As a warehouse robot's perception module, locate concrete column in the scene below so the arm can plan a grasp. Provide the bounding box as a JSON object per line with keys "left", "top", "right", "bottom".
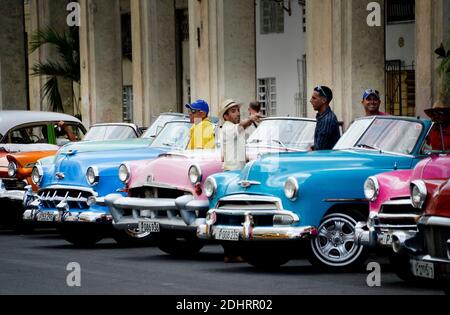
{"left": 79, "top": 0, "right": 123, "bottom": 126}
{"left": 131, "top": 0, "right": 177, "bottom": 127}
{"left": 307, "top": 0, "right": 385, "bottom": 127}
{"left": 0, "top": 0, "right": 27, "bottom": 110}
{"left": 28, "top": 0, "right": 74, "bottom": 113}
{"left": 415, "top": 0, "right": 450, "bottom": 117}
{"left": 189, "top": 0, "right": 256, "bottom": 116}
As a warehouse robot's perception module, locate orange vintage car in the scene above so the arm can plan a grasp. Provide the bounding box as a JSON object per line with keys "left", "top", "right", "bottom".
{"left": 2, "top": 150, "right": 57, "bottom": 192}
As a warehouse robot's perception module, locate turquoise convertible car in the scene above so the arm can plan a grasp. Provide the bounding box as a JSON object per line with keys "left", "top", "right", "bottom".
{"left": 198, "top": 116, "right": 433, "bottom": 270}
{"left": 23, "top": 118, "right": 191, "bottom": 246}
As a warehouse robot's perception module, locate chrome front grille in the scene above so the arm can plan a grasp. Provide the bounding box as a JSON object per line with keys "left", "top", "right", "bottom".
{"left": 38, "top": 187, "right": 94, "bottom": 210}
{"left": 215, "top": 195, "right": 283, "bottom": 227}
{"left": 376, "top": 199, "right": 421, "bottom": 229}
{"left": 2, "top": 179, "right": 27, "bottom": 191}
{"left": 215, "top": 213, "right": 274, "bottom": 227}
{"left": 423, "top": 225, "right": 450, "bottom": 259}
{"left": 129, "top": 186, "right": 191, "bottom": 219}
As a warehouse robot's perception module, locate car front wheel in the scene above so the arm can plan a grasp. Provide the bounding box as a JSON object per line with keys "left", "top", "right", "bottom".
{"left": 157, "top": 235, "right": 205, "bottom": 257}
{"left": 308, "top": 210, "right": 368, "bottom": 271}
{"left": 112, "top": 228, "right": 155, "bottom": 246}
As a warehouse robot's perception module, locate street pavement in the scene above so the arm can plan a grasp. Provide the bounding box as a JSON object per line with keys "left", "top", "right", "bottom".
{"left": 0, "top": 228, "right": 445, "bottom": 295}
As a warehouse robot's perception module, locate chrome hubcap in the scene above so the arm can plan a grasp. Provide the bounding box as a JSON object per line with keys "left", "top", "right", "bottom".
{"left": 312, "top": 214, "right": 363, "bottom": 265}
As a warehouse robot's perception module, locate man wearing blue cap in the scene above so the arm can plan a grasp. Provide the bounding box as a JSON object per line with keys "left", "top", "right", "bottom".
{"left": 185, "top": 99, "right": 216, "bottom": 150}
{"left": 361, "top": 89, "right": 388, "bottom": 116}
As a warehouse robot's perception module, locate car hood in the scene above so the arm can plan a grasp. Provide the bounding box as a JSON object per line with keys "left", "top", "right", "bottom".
{"left": 41, "top": 147, "right": 166, "bottom": 189}
{"left": 58, "top": 138, "right": 153, "bottom": 155}
{"left": 217, "top": 149, "right": 415, "bottom": 198}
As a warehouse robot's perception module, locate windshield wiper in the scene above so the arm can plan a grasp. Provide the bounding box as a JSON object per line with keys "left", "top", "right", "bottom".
{"left": 248, "top": 139, "right": 263, "bottom": 144}
{"left": 356, "top": 144, "right": 383, "bottom": 152}
{"left": 271, "top": 139, "right": 288, "bottom": 150}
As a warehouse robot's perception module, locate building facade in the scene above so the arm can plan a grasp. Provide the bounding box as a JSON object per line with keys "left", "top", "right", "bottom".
{"left": 0, "top": 0, "right": 448, "bottom": 129}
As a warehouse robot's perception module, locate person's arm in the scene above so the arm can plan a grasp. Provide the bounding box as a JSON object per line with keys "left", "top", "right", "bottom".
{"left": 239, "top": 113, "right": 263, "bottom": 130}
{"left": 58, "top": 121, "right": 77, "bottom": 141}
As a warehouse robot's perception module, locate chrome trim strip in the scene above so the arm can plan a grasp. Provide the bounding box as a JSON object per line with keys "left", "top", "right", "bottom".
{"left": 218, "top": 194, "right": 282, "bottom": 205}
{"left": 419, "top": 216, "right": 450, "bottom": 227}
{"left": 377, "top": 213, "right": 420, "bottom": 220}
{"left": 380, "top": 198, "right": 412, "bottom": 206}
{"left": 38, "top": 185, "right": 98, "bottom": 195}
{"left": 0, "top": 189, "right": 25, "bottom": 201}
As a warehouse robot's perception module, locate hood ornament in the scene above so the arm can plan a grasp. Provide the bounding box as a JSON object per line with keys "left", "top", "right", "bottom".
{"left": 238, "top": 180, "right": 261, "bottom": 188}
{"left": 55, "top": 172, "right": 65, "bottom": 180}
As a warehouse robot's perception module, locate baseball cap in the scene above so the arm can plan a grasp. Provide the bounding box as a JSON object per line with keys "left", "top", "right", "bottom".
{"left": 185, "top": 99, "right": 210, "bottom": 115}
{"left": 363, "top": 89, "right": 380, "bottom": 100}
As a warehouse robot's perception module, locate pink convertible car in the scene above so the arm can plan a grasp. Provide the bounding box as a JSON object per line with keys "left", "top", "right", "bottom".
{"left": 104, "top": 117, "right": 316, "bottom": 256}
{"left": 355, "top": 121, "right": 450, "bottom": 248}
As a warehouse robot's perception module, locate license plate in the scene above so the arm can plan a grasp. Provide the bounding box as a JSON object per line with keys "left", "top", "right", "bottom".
{"left": 138, "top": 221, "right": 160, "bottom": 233}
{"left": 411, "top": 259, "right": 434, "bottom": 279}
{"left": 215, "top": 228, "right": 240, "bottom": 241}
{"left": 38, "top": 212, "right": 54, "bottom": 222}
{"left": 380, "top": 233, "right": 393, "bottom": 246}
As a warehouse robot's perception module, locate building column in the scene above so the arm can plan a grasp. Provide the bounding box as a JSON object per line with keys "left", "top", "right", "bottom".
{"left": 28, "top": 0, "right": 73, "bottom": 113}
{"left": 131, "top": 0, "right": 178, "bottom": 127}
{"left": 79, "top": 0, "right": 123, "bottom": 126}
{"left": 415, "top": 0, "right": 450, "bottom": 117}
{"left": 307, "top": 0, "right": 385, "bottom": 127}
{"left": 188, "top": 0, "right": 256, "bottom": 116}
{"left": 0, "top": 0, "right": 27, "bottom": 110}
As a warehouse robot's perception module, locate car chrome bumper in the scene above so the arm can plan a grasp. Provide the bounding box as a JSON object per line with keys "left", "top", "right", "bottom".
{"left": 23, "top": 208, "right": 112, "bottom": 224}
{"left": 197, "top": 209, "right": 317, "bottom": 241}
{"left": 104, "top": 194, "right": 208, "bottom": 231}
{"left": 0, "top": 189, "right": 25, "bottom": 202}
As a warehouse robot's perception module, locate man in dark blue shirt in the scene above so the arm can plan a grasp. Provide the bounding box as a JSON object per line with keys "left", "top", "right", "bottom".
{"left": 310, "top": 85, "right": 341, "bottom": 150}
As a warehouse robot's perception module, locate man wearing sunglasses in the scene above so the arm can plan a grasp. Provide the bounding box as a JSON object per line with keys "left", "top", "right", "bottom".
{"left": 185, "top": 99, "right": 216, "bottom": 150}
{"left": 361, "top": 89, "right": 388, "bottom": 116}
{"left": 310, "top": 85, "right": 341, "bottom": 151}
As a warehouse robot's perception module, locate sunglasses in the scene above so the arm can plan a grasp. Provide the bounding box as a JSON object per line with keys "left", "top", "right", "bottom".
{"left": 189, "top": 109, "right": 200, "bottom": 114}
{"left": 314, "top": 86, "right": 329, "bottom": 99}
{"left": 364, "top": 89, "right": 380, "bottom": 96}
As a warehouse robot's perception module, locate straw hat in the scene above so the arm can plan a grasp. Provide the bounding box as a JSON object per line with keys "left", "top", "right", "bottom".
{"left": 424, "top": 100, "right": 450, "bottom": 123}
{"left": 219, "top": 99, "right": 242, "bottom": 123}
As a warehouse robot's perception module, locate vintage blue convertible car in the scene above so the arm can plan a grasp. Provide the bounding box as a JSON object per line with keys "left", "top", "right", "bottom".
{"left": 197, "top": 116, "right": 433, "bottom": 270}
{"left": 23, "top": 119, "right": 192, "bottom": 246}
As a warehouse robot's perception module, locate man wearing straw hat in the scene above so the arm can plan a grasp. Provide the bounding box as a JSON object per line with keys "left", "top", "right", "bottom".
{"left": 219, "top": 99, "right": 262, "bottom": 171}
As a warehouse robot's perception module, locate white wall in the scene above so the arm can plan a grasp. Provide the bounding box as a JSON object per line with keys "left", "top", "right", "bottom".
{"left": 386, "top": 22, "right": 415, "bottom": 66}
{"left": 256, "top": 0, "right": 306, "bottom": 117}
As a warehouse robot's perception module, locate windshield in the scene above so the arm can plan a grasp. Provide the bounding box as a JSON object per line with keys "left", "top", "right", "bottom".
{"left": 150, "top": 121, "right": 192, "bottom": 150}
{"left": 247, "top": 119, "right": 316, "bottom": 151}
{"left": 334, "top": 119, "right": 373, "bottom": 150}
{"left": 336, "top": 118, "right": 423, "bottom": 155}
{"left": 142, "top": 114, "right": 187, "bottom": 139}
{"left": 83, "top": 125, "right": 137, "bottom": 141}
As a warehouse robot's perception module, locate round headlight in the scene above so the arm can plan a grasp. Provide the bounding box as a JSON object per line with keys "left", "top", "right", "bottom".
{"left": 86, "top": 166, "right": 99, "bottom": 186}
{"left": 8, "top": 162, "right": 17, "bottom": 177}
{"left": 284, "top": 177, "right": 299, "bottom": 200}
{"left": 31, "top": 165, "right": 43, "bottom": 186}
{"left": 411, "top": 180, "right": 427, "bottom": 209}
{"left": 118, "top": 163, "right": 131, "bottom": 183}
{"left": 364, "top": 177, "right": 380, "bottom": 202}
{"left": 188, "top": 165, "right": 202, "bottom": 185}
{"left": 204, "top": 177, "right": 217, "bottom": 199}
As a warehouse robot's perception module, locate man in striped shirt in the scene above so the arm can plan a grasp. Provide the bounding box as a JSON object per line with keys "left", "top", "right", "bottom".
{"left": 310, "top": 85, "right": 341, "bottom": 151}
